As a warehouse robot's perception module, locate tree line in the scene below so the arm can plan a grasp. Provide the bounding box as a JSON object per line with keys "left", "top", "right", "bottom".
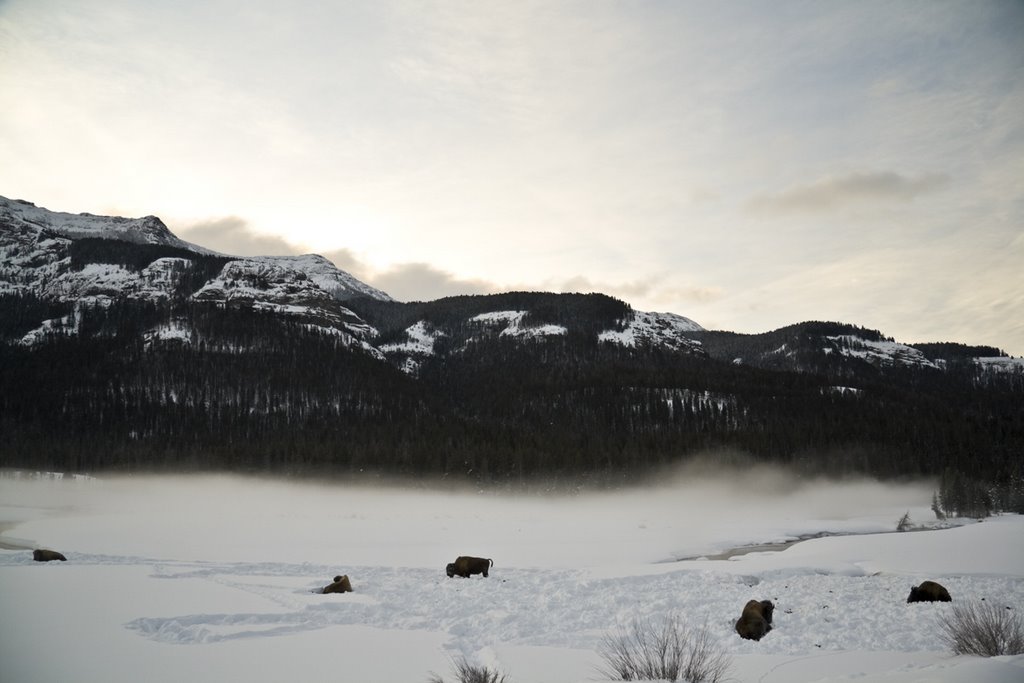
{"left": 1, "top": 292, "right": 1022, "bottom": 507}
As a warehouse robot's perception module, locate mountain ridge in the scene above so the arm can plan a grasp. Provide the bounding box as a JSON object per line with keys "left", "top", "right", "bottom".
{"left": 2, "top": 194, "right": 1017, "bottom": 372}
{"left": 2, "top": 195, "right": 1022, "bottom": 507}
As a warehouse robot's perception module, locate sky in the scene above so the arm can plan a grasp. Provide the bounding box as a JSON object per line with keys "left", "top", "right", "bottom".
{"left": 2, "top": 0, "right": 1022, "bottom": 354}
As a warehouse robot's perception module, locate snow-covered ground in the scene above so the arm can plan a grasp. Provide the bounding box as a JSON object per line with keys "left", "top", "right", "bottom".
{"left": 598, "top": 310, "right": 703, "bottom": 354}
{"left": 1, "top": 470, "right": 1022, "bottom": 683}
{"left": 470, "top": 311, "right": 569, "bottom": 338}
{"left": 825, "top": 336, "right": 941, "bottom": 369}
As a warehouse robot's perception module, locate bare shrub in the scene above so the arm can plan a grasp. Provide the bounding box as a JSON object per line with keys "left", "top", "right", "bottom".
{"left": 596, "top": 613, "right": 731, "bottom": 683}
{"left": 428, "top": 656, "right": 508, "bottom": 683}
{"left": 939, "top": 600, "right": 1024, "bottom": 657}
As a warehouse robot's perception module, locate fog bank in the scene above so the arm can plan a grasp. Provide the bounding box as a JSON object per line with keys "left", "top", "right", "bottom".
{"left": 0, "top": 468, "right": 937, "bottom": 569}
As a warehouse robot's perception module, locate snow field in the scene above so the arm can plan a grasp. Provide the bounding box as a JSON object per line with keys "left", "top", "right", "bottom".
{"left": 1, "top": 473, "right": 1023, "bottom": 682}
{"left": 7, "top": 552, "right": 1011, "bottom": 656}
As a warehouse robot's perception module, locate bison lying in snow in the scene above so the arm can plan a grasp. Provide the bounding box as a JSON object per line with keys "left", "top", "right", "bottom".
{"left": 32, "top": 549, "right": 67, "bottom": 562}
{"left": 446, "top": 556, "right": 493, "bottom": 578}
{"left": 907, "top": 580, "right": 951, "bottom": 603}
{"left": 735, "top": 599, "right": 774, "bottom": 641}
{"left": 322, "top": 575, "right": 352, "bottom": 594}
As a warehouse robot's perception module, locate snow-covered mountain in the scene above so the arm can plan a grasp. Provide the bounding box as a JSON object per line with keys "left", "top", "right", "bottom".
{"left": 0, "top": 196, "right": 201, "bottom": 248}
{"left": 824, "top": 335, "right": 941, "bottom": 370}
{"left": 692, "top": 320, "right": 1023, "bottom": 376}
{"left": 0, "top": 196, "right": 712, "bottom": 365}
{"left": 0, "top": 195, "right": 392, "bottom": 348}
{"left": 598, "top": 310, "right": 703, "bottom": 352}
{"left": 358, "top": 297, "right": 706, "bottom": 377}
{"left": 4, "top": 195, "right": 1021, "bottom": 378}
{"left": 3, "top": 195, "right": 1023, "bottom": 488}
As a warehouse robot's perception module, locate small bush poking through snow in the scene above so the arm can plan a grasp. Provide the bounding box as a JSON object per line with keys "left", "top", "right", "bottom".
{"left": 596, "top": 613, "right": 731, "bottom": 683}
{"left": 428, "top": 656, "right": 508, "bottom": 683}
{"left": 896, "top": 510, "right": 912, "bottom": 532}
{"left": 939, "top": 600, "right": 1024, "bottom": 657}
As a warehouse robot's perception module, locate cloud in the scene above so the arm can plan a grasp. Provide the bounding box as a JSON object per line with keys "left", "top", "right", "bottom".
{"left": 175, "top": 217, "right": 375, "bottom": 283}
{"left": 706, "top": 232, "right": 1024, "bottom": 355}
{"left": 368, "top": 262, "right": 499, "bottom": 302}
{"left": 171, "top": 216, "right": 502, "bottom": 302}
{"left": 367, "top": 269, "right": 727, "bottom": 312}
{"left": 176, "top": 217, "right": 300, "bottom": 257}
{"left": 747, "top": 171, "right": 949, "bottom": 216}
{"left": 320, "top": 248, "right": 371, "bottom": 278}
{"left": 551, "top": 275, "right": 724, "bottom": 308}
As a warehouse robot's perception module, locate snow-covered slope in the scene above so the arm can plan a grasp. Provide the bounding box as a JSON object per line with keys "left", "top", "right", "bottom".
{"left": 471, "top": 310, "right": 569, "bottom": 338}
{"left": 4, "top": 195, "right": 1018, "bottom": 379}
{"left": 599, "top": 310, "right": 704, "bottom": 353}
{"left": 825, "top": 335, "right": 941, "bottom": 370}
{"left": 192, "top": 259, "right": 376, "bottom": 332}
{"left": 0, "top": 195, "right": 391, "bottom": 347}
{"left": 0, "top": 196, "right": 203, "bottom": 249}
{"left": 257, "top": 254, "right": 391, "bottom": 302}
{"left": 976, "top": 356, "right": 1024, "bottom": 372}
{"left": 1, "top": 195, "right": 390, "bottom": 301}
{"left": 1, "top": 197, "right": 187, "bottom": 304}
{"left": 375, "top": 308, "right": 706, "bottom": 375}
{"left": 378, "top": 321, "right": 445, "bottom": 374}
{"left": 1, "top": 195, "right": 715, "bottom": 369}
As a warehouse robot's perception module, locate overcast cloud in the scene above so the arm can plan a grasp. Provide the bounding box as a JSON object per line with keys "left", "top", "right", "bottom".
{"left": 747, "top": 172, "right": 951, "bottom": 216}
{"left": 2, "top": 0, "right": 1022, "bottom": 353}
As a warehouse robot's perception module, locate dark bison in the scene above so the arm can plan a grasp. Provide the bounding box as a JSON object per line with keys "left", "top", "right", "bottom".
{"left": 32, "top": 549, "right": 67, "bottom": 562}
{"left": 322, "top": 575, "right": 353, "bottom": 594}
{"left": 735, "top": 599, "right": 774, "bottom": 641}
{"left": 907, "top": 580, "right": 951, "bottom": 603}
{"left": 446, "top": 556, "right": 493, "bottom": 578}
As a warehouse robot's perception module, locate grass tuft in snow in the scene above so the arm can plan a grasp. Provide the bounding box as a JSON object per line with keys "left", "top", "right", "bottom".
{"left": 940, "top": 600, "right": 1024, "bottom": 656}
{"left": 428, "top": 656, "right": 509, "bottom": 683}
{"left": 596, "top": 612, "right": 731, "bottom": 683}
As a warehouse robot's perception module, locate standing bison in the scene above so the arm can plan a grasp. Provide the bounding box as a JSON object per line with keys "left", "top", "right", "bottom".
{"left": 32, "top": 549, "right": 67, "bottom": 562}
{"left": 907, "top": 580, "right": 951, "bottom": 603}
{"left": 322, "top": 575, "right": 353, "bottom": 594}
{"left": 735, "top": 599, "right": 774, "bottom": 641}
{"left": 446, "top": 556, "right": 493, "bottom": 578}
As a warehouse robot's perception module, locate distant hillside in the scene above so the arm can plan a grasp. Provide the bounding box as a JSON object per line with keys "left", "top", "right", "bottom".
{"left": 2, "top": 195, "right": 1023, "bottom": 511}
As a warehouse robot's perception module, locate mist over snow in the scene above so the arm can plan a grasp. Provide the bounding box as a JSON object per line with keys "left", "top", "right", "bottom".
{"left": 2, "top": 470, "right": 1022, "bottom": 683}
{"left": 0, "top": 467, "right": 937, "bottom": 568}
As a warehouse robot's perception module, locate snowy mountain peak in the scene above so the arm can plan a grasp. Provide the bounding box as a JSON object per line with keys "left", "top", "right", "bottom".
{"left": 599, "top": 310, "right": 704, "bottom": 353}
{"left": 249, "top": 254, "right": 393, "bottom": 302}
{"left": 825, "top": 335, "right": 940, "bottom": 369}
{"left": 1, "top": 195, "right": 192, "bottom": 250}
{"left": 0, "top": 195, "right": 391, "bottom": 302}
{"left": 1, "top": 195, "right": 392, "bottom": 349}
